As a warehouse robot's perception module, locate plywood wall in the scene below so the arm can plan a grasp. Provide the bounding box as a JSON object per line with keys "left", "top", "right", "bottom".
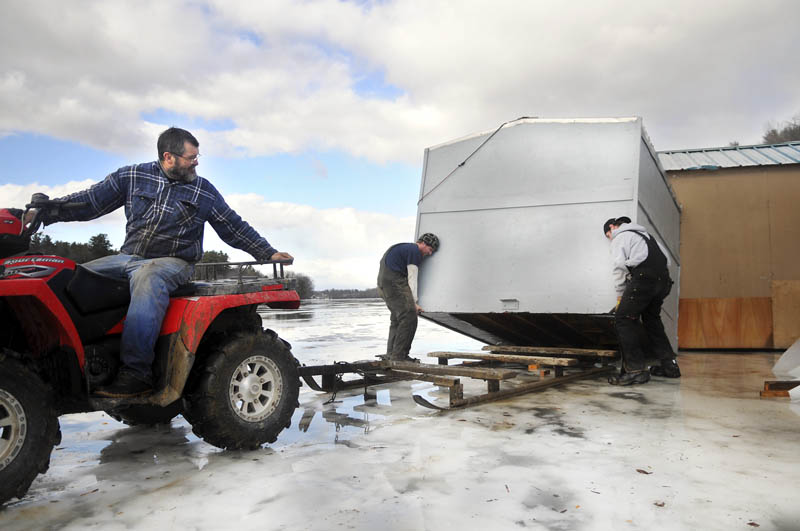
{"left": 771, "top": 281, "right": 800, "bottom": 349}
{"left": 669, "top": 165, "right": 800, "bottom": 349}
{"left": 678, "top": 297, "right": 772, "bottom": 349}
{"left": 669, "top": 166, "right": 800, "bottom": 298}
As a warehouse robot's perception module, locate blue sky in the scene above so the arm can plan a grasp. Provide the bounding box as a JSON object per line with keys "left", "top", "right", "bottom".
{"left": 0, "top": 132, "right": 421, "bottom": 217}
{"left": 1, "top": 0, "right": 799, "bottom": 287}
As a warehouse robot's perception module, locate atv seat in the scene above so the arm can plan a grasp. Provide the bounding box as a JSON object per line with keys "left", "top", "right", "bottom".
{"left": 67, "top": 265, "right": 131, "bottom": 315}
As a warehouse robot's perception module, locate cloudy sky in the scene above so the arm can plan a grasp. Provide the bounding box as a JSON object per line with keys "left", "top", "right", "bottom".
{"left": 1, "top": 0, "right": 798, "bottom": 288}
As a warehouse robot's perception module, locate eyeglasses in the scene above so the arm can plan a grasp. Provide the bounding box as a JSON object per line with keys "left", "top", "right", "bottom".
{"left": 169, "top": 152, "right": 201, "bottom": 162}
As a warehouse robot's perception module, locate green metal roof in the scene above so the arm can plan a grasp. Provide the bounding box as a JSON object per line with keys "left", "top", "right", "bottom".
{"left": 658, "top": 141, "right": 800, "bottom": 171}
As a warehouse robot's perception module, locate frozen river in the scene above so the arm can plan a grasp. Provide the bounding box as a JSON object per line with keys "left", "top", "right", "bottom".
{"left": 2, "top": 300, "right": 799, "bottom": 530}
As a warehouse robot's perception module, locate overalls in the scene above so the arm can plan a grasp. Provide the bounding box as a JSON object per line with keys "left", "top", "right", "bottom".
{"left": 615, "top": 231, "right": 675, "bottom": 373}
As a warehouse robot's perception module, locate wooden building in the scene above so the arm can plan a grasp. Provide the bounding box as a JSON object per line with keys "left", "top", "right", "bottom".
{"left": 658, "top": 141, "right": 800, "bottom": 349}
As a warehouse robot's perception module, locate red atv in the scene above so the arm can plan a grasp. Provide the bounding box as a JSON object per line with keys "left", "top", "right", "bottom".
{"left": 0, "top": 196, "right": 302, "bottom": 505}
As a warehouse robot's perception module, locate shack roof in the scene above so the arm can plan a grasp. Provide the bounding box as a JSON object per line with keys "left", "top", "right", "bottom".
{"left": 658, "top": 141, "right": 800, "bottom": 171}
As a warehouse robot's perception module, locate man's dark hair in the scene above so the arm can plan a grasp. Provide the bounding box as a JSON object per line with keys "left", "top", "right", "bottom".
{"left": 157, "top": 127, "right": 199, "bottom": 161}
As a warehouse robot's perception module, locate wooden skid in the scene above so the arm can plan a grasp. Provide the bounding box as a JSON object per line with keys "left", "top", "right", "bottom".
{"left": 760, "top": 380, "right": 800, "bottom": 398}
{"left": 298, "top": 361, "right": 383, "bottom": 376}
{"left": 482, "top": 345, "right": 618, "bottom": 358}
{"left": 429, "top": 351, "right": 578, "bottom": 366}
{"left": 414, "top": 366, "right": 616, "bottom": 410}
{"left": 299, "top": 355, "right": 616, "bottom": 410}
{"left": 298, "top": 361, "right": 407, "bottom": 392}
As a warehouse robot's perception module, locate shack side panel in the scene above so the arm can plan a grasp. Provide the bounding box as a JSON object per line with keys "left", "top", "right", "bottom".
{"left": 416, "top": 117, "right": 680, "bottom": 349}
{"left": 635, "top": 138, "right": 681, "bottom": 351}
{"left": 417, "top": 203, "right": 624, "bottom": 314}
{"left": 417, "top": 118, "right": 642, "bottom": 315}
{"left": 418, "top": 119, "right": 641, "bottom": 215}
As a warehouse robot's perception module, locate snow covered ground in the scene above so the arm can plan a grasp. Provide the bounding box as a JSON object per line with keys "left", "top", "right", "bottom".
{"left": 2, "top": 300, "right": 799, "bottom": 530}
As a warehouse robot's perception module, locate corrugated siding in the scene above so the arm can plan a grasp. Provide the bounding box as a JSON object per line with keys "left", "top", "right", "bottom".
{"left": 658, "top": 142, "right": 800, "bottom": 171}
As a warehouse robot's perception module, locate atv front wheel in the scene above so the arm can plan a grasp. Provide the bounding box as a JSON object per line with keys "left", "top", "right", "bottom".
{"left": 184, "top": 330, "right": 299, "bottom": 450}
{"left": 0, "top": 357, "right": 61, "bottom": 505}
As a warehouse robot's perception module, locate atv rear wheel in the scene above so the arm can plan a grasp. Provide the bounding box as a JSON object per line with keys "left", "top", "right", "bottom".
{"left": 184, "top": 330, "right": 299, "bottom": 450}
{"left": 0, "top": 357, "right": 61, "bottom": 505}
{"left": 107, "top": 400, "right": 183, "bottom": 427}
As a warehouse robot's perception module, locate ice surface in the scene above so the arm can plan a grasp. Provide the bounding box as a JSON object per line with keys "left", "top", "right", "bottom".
{"left": 1, "top": 300, "right": 799, "bottom": 530}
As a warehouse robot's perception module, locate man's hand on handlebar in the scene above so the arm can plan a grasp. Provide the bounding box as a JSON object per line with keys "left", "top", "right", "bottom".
{"left": 22, "top": 208, "right": 38, "bottom": 233}
{"left": 270, "top": 252, "right": 294, "bottom": 262}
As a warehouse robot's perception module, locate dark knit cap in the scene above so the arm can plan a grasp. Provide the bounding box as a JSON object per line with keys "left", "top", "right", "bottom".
{"left": 603, "top": 216, "right": 631, "bottom": 234}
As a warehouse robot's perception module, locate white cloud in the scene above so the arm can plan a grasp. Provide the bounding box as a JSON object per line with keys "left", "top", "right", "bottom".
{"left": 212, "top": 193, "right": 416, "bottom": 288}
{"left": 1, "top": 0, "right": 798, "bottom": 164}
{"left": 4, "top": 0, "right": 798, "bottom": 287}
{"left": 0, "top": 181, "right": 414, "bottom": 289}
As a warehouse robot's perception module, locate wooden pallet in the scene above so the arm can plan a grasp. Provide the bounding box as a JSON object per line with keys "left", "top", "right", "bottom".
{"left": 760, "top": 380, "right": 800, "bottom": 398}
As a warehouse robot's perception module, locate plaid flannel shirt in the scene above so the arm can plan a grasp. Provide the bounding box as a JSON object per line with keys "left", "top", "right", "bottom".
{"left": 47, "top": 161, "right": 278, "bottom": 263}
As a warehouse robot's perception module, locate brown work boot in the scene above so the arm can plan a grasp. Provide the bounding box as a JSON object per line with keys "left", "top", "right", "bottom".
{"left": 94, "top": 369, "right": 153, "bottom": 398}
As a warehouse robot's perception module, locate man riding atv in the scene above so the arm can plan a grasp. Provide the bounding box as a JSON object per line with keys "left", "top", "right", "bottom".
{"left": 30, "top": 127, "right": 293, "bottom": 398}
{"left": 0, "top": 128, "right": 301, "bottom": 505}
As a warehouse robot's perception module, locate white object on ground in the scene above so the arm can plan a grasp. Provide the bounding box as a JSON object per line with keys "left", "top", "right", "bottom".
{"left": 772, "top": 337, "right": 800, "bottom": 379}
{"left": 790, "top": 385, "right": 800, "bottom": 403}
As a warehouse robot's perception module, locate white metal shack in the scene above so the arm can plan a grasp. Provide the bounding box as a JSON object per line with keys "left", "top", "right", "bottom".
{"left": 415, "top": 117, "right": 681, "bottom": 351}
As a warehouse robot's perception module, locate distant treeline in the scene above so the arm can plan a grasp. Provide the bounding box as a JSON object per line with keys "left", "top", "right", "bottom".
{"left": 313, "top": 288, "right": 379, "bottom": 299}
{"left": 30, "top": 233, "right": 115, "bottom": 263}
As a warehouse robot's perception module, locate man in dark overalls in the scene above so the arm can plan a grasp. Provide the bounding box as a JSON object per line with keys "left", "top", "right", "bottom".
{"left": 604, "top": 217, "right": 681, "bottom": 385}
{"left": 377, "top": 233, "right": 439, "bottom": 362}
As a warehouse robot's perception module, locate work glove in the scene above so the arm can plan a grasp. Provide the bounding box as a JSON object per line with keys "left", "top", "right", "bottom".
{"left": 609, "top": 297, "right": 621, "bottom": 314}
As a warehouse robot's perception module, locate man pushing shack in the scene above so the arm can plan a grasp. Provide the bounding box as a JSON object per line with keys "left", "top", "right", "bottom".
{"left": 377, "top": 233, "right": 439, "bottom": 362}
{"left": 604, "top": 216, "right": 681, "bottom": 385}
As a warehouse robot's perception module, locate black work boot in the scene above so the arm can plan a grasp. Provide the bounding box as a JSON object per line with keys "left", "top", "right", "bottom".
{"left": 608, "top": 370, "right": 650, "bottom": 386}
{"left": 94, "top": 369, "right": 153, "bottom": 398}
{"left": 650, "top": 359, "right": 681, "bottom": 378}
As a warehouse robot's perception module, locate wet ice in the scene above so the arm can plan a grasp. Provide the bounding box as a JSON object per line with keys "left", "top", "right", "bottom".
{"left": 2, "top": 300, "right": 800, "bottom": 530}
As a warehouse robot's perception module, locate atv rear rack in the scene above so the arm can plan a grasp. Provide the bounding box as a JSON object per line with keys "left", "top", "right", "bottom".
{"left": 298, "top": 346, "right": 619, "bottom": 410}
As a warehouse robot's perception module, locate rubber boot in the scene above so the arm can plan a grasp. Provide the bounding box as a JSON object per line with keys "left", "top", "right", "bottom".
{"left": 650, "top": 358, "right": 681, "bottom": 378}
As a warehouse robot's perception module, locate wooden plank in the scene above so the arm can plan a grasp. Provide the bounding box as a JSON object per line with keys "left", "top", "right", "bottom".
{"left": 759, "top": 381, "right": 799, "bottom": 398}
{"left": 771, "top": 280, "right": 800, "bottom": 348}
{"left": 760, "top": 389, "right": 791, "bottom": 398}
{"left": 678, "top": 297, "right": 773, "bottom": 349}
{"left": 763, "top": 381, "right": 800, "bottom": 392}
{"left": 481, "top": 345, "right": 618, "bottom": 358}
{"left": 429, "top": 351, "right": 578, "bottom": 366}
{"left": 384, "top": 360, "right": 518, "bottom": 380}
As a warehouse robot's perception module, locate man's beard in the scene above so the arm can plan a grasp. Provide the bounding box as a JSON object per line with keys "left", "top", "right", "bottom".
{"left": 166, "top": 164, "right": 197, "bottom": 182}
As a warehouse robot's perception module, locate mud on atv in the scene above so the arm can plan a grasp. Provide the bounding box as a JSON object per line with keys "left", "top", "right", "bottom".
{"left": 0, "top": 197, "right": 302, "bottom": 505}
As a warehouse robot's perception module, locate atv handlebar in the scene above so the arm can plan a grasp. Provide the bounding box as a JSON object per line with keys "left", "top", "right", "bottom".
{"left": 22, "top": 193, "right": 88, "bottom": 237}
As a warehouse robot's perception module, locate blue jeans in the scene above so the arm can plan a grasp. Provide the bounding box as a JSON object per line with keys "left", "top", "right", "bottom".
{"left": 83, "top": 254, "right": 194, "bottom": 382}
